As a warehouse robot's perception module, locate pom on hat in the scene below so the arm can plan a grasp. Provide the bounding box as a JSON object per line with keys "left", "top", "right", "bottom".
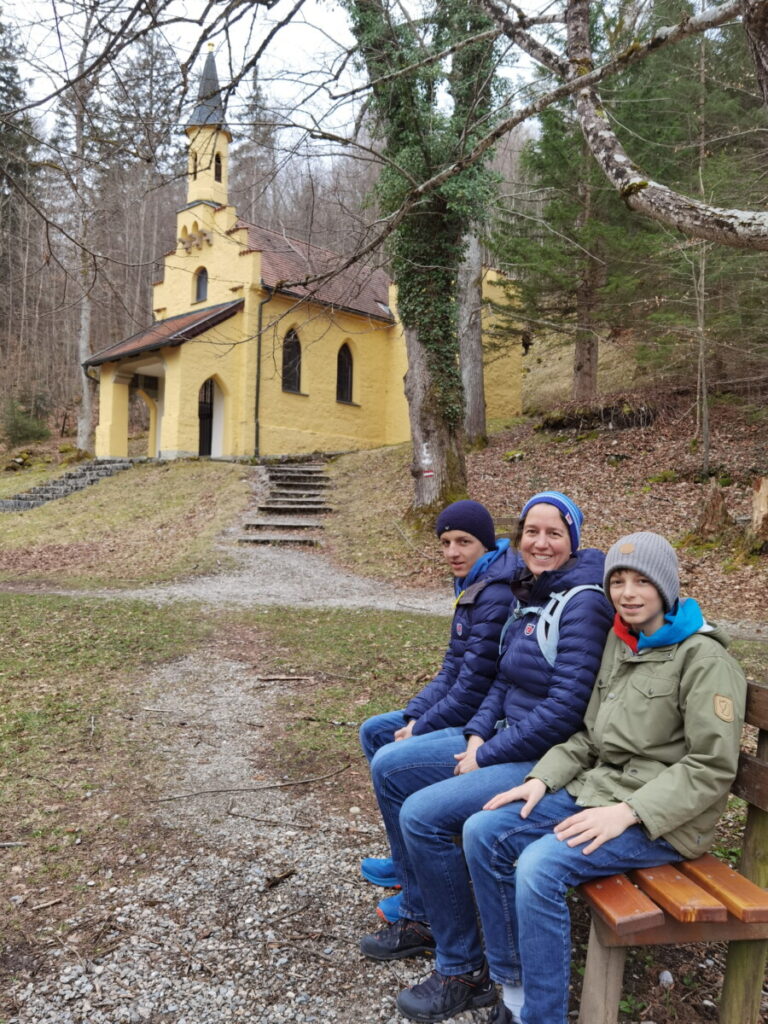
{"left": 603, "top": 531, "right": 680, "bottom": 610}
{"left": 435, "top": 500, "right": 496, "bottom": 551}
{"left": 519, "top": 491, "right": 583, "bottom": 553}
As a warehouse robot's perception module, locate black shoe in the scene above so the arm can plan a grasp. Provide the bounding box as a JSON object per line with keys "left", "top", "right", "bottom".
{"left": 489, "top": 1001, "right": 521, "bottom": 1024}
{"left": 359, "top": 918, "right": 436, "bottom": 961}
{"left": 395, "top": 964, "right": 497, "bottom": 1022}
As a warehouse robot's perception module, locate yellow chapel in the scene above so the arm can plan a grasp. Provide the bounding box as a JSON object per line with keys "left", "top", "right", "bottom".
{"left": 86, "top": 50, "right": 521, "bottom": 461}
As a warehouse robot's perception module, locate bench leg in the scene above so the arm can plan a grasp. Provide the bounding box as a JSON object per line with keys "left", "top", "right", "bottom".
{"left": 581, "top": 921, "right": 626, "bottom": 1024}
{"left": 718, "top": 938, "right": 768, "bottom": 1024}
{"left": 578, "top": 920, "right": 626, "bottom": 1024}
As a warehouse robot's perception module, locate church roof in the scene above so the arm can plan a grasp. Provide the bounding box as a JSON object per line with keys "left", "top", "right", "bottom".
{"left": 188, "top": 48, "right": 228, "bottom": 131}
{"left": 234, "top": 221, "right": 394, "bottom": 323}
{"left": 84, "top": 300, "right": 244, "bottom": 367}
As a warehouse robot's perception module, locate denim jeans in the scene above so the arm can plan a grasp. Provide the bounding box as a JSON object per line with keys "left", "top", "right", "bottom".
{"left": 404, "top": 778, "right": 681, "bottom": 1024}
{"left": 399, "top": 761, "right": 537, "bottom": 965}
{"left": 360, "top": 714, "right": 467, "bottom": 888}
{"left": 359, "top": 710, "right": 409, "bottom": 763}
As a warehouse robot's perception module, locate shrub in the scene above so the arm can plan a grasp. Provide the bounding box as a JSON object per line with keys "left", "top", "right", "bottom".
{"left": 1, "top": 399, "right": 50, "bottom": 446}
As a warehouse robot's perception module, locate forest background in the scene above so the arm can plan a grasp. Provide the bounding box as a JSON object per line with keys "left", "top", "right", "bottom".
{"left": 0, "top": 0, "right": 767, "bottom": 498}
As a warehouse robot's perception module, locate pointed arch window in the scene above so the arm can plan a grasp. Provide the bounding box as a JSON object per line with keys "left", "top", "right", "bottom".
{"left": 336, "top": 343, "right": 353, "bottom": 403}
{"left": 282, "top": 330, "right": 302, "bottom": 393}
{"left": 214, "top": 153, "right": 222, "bottom": 182}
{"left": 194, "top": 267, "right": 208, "bottom": 303}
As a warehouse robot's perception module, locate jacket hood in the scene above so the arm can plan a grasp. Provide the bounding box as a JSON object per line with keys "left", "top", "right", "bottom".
{"left": 638, "top": 597, "right": 729, "bottom": 651}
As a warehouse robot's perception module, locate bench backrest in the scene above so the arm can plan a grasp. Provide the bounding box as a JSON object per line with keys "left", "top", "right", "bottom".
{"left": 731, "top": 679, "right": 768, "bottom": 888}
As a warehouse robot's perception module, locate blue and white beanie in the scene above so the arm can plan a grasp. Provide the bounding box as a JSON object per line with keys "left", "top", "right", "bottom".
{"left": 520, "top": 490, "right": 583, "bottom": 554}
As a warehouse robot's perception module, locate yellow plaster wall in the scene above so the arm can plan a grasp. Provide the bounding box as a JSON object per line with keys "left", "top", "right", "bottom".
{"left": 256, "top": 294, "right": 410, "bottom": 456}
{"left": 158, "top": 308, "right": 253, "bottom": 458}
{"left": 481, "top": 270, "right": 523, "bottom": 424}
{"left": 93, "top": 368, "right": 132, "bottom": 458}
{"left": 153, "top": 203, "right": 250, "bottom": 319}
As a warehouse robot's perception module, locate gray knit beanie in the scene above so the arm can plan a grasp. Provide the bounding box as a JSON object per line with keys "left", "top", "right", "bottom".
{"left": 603, "top": 532, "right": 680, "bottom": 610}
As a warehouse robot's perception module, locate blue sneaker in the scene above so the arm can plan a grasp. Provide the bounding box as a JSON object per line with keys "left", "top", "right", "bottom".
{"left": 377, "top": 890, "right": 403, "bottom": 922}
{"left": 360, "top": 856, "right": 399, "bottom": 888}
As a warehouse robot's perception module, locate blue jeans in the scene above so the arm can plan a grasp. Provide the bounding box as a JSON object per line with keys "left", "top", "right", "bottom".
{"left": 360, "top": 713, "right": 466, "bottom": 888}
{"left": 404, "top": 776, "right": 681, "bottom": 1024}
{"left": 359, "top": 710, "right": 409, "bottom": 763}
{"left": 399, "top": 761, "right": 537, "bottom": 962}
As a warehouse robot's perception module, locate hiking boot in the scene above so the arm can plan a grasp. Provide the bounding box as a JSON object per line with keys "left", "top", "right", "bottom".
{"left": 395, "top": 963, "right": 496, "bottom": 1022}
{"left": 360, "top": 855, "right": 399, "bottom": 888}
{"left": 376, "top": 890, "right": 403, "bottom": 922}
{"left": 359, "top": 917, "right": 436, "bottom": 961}
{"left": 489, "top": 1001, "right": 521, "bottom": 1024}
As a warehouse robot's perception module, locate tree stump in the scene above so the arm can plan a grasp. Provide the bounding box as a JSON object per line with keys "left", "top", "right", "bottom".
{"left": 749, "top": 477, "right": 768, "bottom": 553}
{"left": 695, "top": 478, "right": 733, "bottom": 539}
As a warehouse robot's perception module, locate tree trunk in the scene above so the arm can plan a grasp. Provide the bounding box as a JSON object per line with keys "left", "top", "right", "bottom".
{"left": 572, "top": 173, "right": 601, "bottom": 402}
{"left": 457, "top": 232, "right": 487, "bottom": 445}
{"left": 76, "top": 287, "right": 94, "bottom": 451}
{"left": 403, "top": 325, "right": 466, "bottom": 509}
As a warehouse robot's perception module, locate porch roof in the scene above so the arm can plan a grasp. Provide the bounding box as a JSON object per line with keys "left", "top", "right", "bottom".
{"left": 84, "top": 299, "right": 244, "bottom": 368}
{"left": 233, "top": 222, "right": 394, "bottom": 323}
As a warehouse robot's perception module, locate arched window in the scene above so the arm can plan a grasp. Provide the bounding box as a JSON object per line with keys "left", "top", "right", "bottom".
{"left": 214, "top": 153, "right": 222, "bottom": 182}
{"left": 336, "top": 343, "right": 353, "bottom": 403}
{"left": 282, "top": 330, "right": 301, "bottom": 393}
{"left": 194, "top": 267, "right": 208, "bottom": 303}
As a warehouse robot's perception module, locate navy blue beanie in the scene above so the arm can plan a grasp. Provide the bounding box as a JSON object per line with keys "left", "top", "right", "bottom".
{"left": 520, "top": 490, "right": 583, "bottom": 553}
{"left": 435, "top": 500, "right": 495, "bottom": 551}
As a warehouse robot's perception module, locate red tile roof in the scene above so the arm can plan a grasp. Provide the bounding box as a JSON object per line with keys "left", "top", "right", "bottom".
{"left": 233, "top": 221, "right": 394, "bottom": 322}
{"left": 84, "top": 300, "right": 244, "bottom": 367}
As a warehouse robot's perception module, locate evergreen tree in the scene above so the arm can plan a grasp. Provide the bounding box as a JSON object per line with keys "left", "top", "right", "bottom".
{"left": 490, "top": 0, "right": 768, "bottom": 404}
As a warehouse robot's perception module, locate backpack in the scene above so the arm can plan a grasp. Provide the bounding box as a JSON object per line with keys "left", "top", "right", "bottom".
{"left": 499, "top": 585, "right": 605, "bottom": 667}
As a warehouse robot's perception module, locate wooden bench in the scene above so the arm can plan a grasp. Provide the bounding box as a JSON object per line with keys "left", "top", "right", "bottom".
{"left": 577, "top": 678, "right": 768, "bottom": 1024}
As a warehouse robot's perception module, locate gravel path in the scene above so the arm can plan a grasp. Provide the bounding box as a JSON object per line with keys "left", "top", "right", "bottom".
{"left": 117, "top": 545, "right": 453, "bottom": 616}
{"left": 8, "top": 646, "right": 490, "bottom": 1024}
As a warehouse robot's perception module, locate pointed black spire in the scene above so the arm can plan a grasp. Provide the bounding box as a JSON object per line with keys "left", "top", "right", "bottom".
{"left": 189, "top": 47, "right": 228, "bottom": 130}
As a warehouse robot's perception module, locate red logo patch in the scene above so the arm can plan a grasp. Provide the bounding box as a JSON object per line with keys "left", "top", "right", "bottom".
{"left": 524, "top": 623, "right": 535, "bottom": 636}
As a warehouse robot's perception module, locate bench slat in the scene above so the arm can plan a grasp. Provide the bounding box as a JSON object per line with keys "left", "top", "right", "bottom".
{"left": 732, "top": 751, "right": 768, "bottom": 814}
{"left": 579, "top": 874, "right": 664, "bottom": 935}
{"left": 630, "top": 864, "right": 727, "bottom": 922}
{"left": 679, "top": 854, "right": 768, "bottom": 923}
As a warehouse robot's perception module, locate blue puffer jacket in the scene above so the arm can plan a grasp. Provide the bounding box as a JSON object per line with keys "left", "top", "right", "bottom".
{"left": 405, "top": 544, "right": 524, "bottom": 735}
{"left": 467, "top": 547, "right": 613, "bottom": 767}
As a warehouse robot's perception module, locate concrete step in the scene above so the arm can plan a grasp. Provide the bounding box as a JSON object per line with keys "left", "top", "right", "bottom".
{"left": 243, "top": 517, "right": 323, "bottom": 530}
{"left": 238, "top": 533, "right": 320, "bottom": 546}
{"left": 268, "top": 488, "right": 328, "bottom": 499}
{"left": 267, "top": 478, "right": 331, "bottom": 490}
{"left": 257, "top": 502, "right": 332, "bottom": 514}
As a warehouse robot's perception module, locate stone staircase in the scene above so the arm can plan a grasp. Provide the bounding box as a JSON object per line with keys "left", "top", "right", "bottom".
{"left": 239, "top": 462, "right": 332, "bottom": 546}
{"left": 0, "top": 459, "right": 133, "bottom": 512}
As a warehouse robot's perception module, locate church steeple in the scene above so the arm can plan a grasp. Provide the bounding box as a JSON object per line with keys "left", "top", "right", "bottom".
{"left": 185, "top": 46, "right": 231, "bottom": 208}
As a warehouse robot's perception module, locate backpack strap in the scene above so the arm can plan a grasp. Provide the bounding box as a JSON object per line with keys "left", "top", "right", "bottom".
{"left": 499, "top": 585, "right": 604, "bottom": 667}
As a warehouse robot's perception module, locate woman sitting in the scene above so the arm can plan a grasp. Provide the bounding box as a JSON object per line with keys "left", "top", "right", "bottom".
{"left": 359, "top": 491, "right": 613, "bottom": 960}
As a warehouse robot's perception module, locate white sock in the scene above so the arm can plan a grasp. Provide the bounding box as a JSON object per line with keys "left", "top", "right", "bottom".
{"left": 502, "top": 983, "right": 524, "bottom": 1015}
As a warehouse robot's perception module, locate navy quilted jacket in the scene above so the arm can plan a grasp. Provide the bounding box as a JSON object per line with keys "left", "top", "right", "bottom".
{"left": 467, "top": 547, "right": 613, "bottom": 767}
{"left": 405, "top": 545, "right": 523, "bottom": 734}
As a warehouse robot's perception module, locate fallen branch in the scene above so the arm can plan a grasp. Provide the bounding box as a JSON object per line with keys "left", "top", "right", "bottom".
{"left": 31, "top": 897, "right": 64, "bottom": 911}
{"left": 227, "top": 809, "right": 329, "bottom": 831}
{"left": 0, "top": 841, "right": 27, "bottom": 848}
{"left": 265, "top": 868, "right": 296, "bottom": 889}
{"left": 156, "top": 762, "right": 351, "bottom": 802}
{"left": 251, "top": 675, "right": 314, "bottom": 682}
